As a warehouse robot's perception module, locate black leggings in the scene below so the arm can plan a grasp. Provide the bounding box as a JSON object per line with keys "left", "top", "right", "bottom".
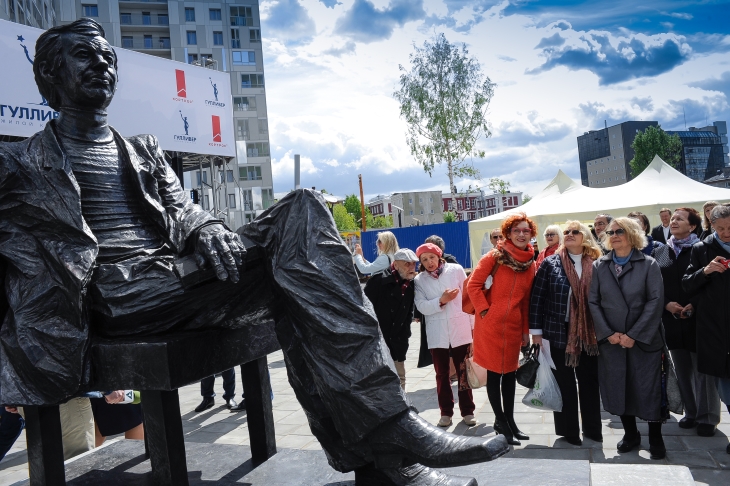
{"left": 487, "top": 370, "right": 516, "bottom": 422}
{"left": 620, "top": 415, "right": 662, "bottom": 442}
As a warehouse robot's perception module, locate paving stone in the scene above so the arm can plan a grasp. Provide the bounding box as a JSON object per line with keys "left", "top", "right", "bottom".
{"left": 590, "top": 464, "right": 694, "bottom": 485}
{"left": 689, "top": 467, "right": 730, "bottom": 485}
{"left": 665, "top": 450, "right": 718, "bottom": 469}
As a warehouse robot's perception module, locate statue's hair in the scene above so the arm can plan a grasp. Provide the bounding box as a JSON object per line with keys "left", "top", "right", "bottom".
{"left": 34, "top": 18, "right": 117, "bottom": 110}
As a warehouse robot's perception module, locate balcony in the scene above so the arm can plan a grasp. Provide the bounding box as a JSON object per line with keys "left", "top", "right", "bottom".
{"left": 120, "top": 13, "right": 170, "bottom": 29}
{"left": 121, "top": 37, "right": 171, "bottom": 50}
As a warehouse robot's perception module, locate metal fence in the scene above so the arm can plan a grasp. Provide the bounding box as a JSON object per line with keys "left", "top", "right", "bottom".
{"left": 360, "top": 221, "right": 472, "bottom": 270}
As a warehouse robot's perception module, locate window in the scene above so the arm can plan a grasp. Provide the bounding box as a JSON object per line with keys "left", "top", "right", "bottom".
{"left": 258, "top": 119, "right": 268, "bottom": 135}
{"left": 430, "top": 209, "right": 434, "bottom": 214}
{"left": 186, "top": 31, "right": 197, "bottom": 45}
{"left": 227, "top": 170, "right": 234, "bottom": 182}
{"left": 420, "top": 209, "right": 424, "bottom": 215}
{"left": 160, "top": 37, "right": 170, "bottom": 48}
{"left": 408, "top": 198, "right": 413, "bottom": 203}
{"left": 230, "top": 29, "right": 241, "bottom": 48}
{"left": 228, "top": 194, "right": 237, "bottom": 208}
{"left": 246, "top": 142, "right": 270, "bottom": 157}
{"left": 121, "top": 36, "right": 133, "bottom": 48}
{"left": 241, "top": 74, "right": 264, "bottom": 88}
{"left": 144, "top": 35, "right": 152, "bottom": 48}
{"left": 120, "top": 12, "right": 131, "bottom": 24}
{"left": 209, "top": 8, "right": 222, "bottom": 21}
{"left": 419, "top": 197, "right": 423, "bottom": 203}
{"left": 429, "top": 197, "right": 433, "bottom": 202}
{"left": 250, "top": 28, "right": 261, "bottom": 42}
{"left": 235, "top": 119, "right": 249, "bottom": 140}
{"left": 231, "top": 6, "right": 253, "bottom": 26}
{"left": 457, "top": 200, "right": 463, "bottom": 210}
{"left": 82, "top": 4, "right": 98, "bottom": 17}
{"left": 409, "top": 211, "right": 413, "bottom": 216}
{"left": 142, "top": 11, "right": 151, "bottom": 25}
{"left": 213, "top": 31, "right": 223, "bottom": 45}
{"left": 233, "top": 96, "right": 256, "bottom": 111}
{"left": 232, "top": 51, "right": 255, "bottom": 65}
{"left": 185, "top": 8, "right": 195, "bottom": 22}
{"left": 187, "top": 53, "right": 198, "bottom": 64}
{"left": 239, "top": 166, "right": 262, "bottom": 180}
{"left": 157, "top": 14, "right": 168, "bottom": 25}
{"left": 196, "top": 171, "right": 208, "bottom": 186}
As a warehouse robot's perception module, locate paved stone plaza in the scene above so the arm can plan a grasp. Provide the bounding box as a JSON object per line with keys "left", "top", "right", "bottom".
{"left": 1, "top": 323, "right": 730, "bottom": 485}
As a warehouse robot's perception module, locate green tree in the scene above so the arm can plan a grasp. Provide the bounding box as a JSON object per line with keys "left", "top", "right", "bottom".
{"left": 394, "top": 33, "right": 495, "bottom": 215}
{"left": 488, "top": 177, "right": 511, "bottom": 194}
{"left": 372, "top": 215, "right": 393, "bottom": 228}
{"left": 443, "top": 211, "right": 457, "bottom": 223}
{"left": 332, "top": 204, "right": 357, "bottom": 231}
{"left": 630, "top": 125, "right": 683, "bottom": 176}
{"left": 522, "top": 194, "right": 532, "bottom": 204}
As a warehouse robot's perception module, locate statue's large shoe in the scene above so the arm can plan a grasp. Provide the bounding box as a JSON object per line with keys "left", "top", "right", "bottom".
{"left": 367, "top": 411, "right": 510, "bottom": 469}
{"left": 355, "top": 463, "right": 477, "bottom": 486}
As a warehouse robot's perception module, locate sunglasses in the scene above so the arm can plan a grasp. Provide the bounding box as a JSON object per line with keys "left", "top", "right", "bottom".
{"left": 491, "top": 235, "right": 504, "bottom": 240}
{"left": 563, "top": 230, "right": 581, "bottom": 236}
{"left": 544, "top": 233, "right": 558, "bottom": 237}
{"left": 604, "top": 229, "right": 626, "bottom": 236}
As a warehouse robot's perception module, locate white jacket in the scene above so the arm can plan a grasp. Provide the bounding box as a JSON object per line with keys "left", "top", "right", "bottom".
{"left": 414, "top": 263, "right": 474, "bottom": 349}
{"left": 354, "top": 253, "right": 393, "bottom": 275}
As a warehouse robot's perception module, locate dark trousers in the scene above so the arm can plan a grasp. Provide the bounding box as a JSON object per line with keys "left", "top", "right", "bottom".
{"left": 200, "top": 368, "right": 236, "bottom": 400}
{"left": 0, "top": 408, "right": 24, "bottom": 461}
{"left": 431, "top": 344, "right": 475, "bottom": 417}
{"left": 550, "top": 344, "right": 602, "bottom": 439}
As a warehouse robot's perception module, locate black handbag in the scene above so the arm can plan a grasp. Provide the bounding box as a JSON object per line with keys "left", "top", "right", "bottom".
{"left": 516, "top": 344, "right": 540, "bottom": 388}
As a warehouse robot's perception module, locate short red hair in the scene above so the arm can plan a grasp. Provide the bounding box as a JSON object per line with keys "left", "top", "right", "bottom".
{"left": 500, "top": 212, "right": 537, "bottom": 239}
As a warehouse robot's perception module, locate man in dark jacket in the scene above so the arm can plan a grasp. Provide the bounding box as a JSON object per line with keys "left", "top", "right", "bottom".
{"left": 0, "top": 19, "right": 508, "bottom": 484}
{"left": 683, "top": 204, "right": 730, "bottom": 454}
{"left": 651, "top": 208, "right": 672, "bottom": 244}
{"left": 364, "top": 249, "right": 418, "bottom": 390}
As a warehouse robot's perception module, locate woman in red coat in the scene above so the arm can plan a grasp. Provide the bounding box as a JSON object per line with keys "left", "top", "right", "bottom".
{"left": 468, "top": 213, "right": 537, "bottom": 445}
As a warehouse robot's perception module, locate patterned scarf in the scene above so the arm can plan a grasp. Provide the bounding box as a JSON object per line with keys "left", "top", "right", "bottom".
{"left": 667, "top": 233, "right": 699, "bottom": 257}
{"left": 559, "top": 248, "right": 598, "bottom": 367}
{"left": 390, "top": 262, "right": 413, "bottom": 296}
{"left": 493, "top": 239, "right": 534, "bottom": 272}
{"left": 427, "top": 261, "right": 445, "bottom": 279}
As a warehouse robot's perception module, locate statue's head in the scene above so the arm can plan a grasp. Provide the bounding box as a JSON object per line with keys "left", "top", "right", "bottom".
{"left": 34, "top": 18, "right": 118, "bottom": 112}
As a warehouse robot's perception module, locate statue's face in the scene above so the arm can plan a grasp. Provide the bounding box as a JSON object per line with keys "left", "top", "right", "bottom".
{"left": 55, "top": 34, "right": 118, "bottom": 110}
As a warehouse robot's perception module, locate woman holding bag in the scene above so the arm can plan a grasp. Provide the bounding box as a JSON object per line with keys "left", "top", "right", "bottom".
{"left": 414, "top": 243, "right": 476, "bottom": 428}
{"left": 468, "top": 213, "right": 536, "bottom": 446}
{"left": 588, "top": 217, "right": 666, "bottom": 459}
{"left": 529, "top": 221, "right": 603, "bottom": 446}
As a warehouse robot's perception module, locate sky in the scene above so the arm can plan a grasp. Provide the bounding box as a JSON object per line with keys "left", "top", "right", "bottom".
{"left": 259, "top": 0, "right": 730, "bottom": 201}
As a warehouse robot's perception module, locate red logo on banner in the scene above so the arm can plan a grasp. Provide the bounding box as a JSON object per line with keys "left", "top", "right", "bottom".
{"left": 175, "top": 70, "right": 187, "bottom": 98}
{"left": 212, "top": 115, "right": 221, "bottom": 142}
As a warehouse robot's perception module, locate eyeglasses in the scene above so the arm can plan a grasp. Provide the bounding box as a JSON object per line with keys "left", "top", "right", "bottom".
{"left": 544, "top": 233, "right": 558, "bottom": 238}
{"left": 511, "top": 228, "right": 532, "bottom": 235}
{"left": 604, "top": 229, "right": 626, "bottom": 236}
{"left": 563, "top": 230, "right": 581, "bottom": 236}
{"left": 491, "top": 235, "right": 504, "bottom": 240}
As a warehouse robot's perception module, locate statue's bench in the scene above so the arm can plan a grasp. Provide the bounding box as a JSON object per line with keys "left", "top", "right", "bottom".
{"left": 23, "top": 243, "right": 282, "bottom": 486}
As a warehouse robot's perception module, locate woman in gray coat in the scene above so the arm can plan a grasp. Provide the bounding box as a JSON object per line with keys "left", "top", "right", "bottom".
{"left": 588, "top": 217, "right": 666, "bottom": 459}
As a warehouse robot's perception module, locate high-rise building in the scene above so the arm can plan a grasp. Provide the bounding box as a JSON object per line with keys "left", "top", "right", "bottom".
{"left": 667, "top": 121, "right": 729, "bottom": 183}
{"left": 577, "top": 121, "right": 658, "bottom": 188}
{"left": 2, "top": 0, "right": 273, "bottom": 229}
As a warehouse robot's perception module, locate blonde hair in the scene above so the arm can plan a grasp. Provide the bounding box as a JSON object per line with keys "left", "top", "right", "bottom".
{"left": 543, "top": 224, "right": 563, "bottom": 247}
{"left": 603, "top": 217, "right": 647, "bottom": 252}
{"left": 377, "top": 231, "right": 399, "bottom": 255}
{"left": 703, "top": 201, "right": 719, "bottom": 230}
{"left": 559, "top": 220, "right": 602, "bottom": 260}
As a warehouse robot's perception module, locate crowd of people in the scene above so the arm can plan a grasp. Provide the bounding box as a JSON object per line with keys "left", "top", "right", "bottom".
{"left": 357, "top": 201, "right": 730, "bottom": 461}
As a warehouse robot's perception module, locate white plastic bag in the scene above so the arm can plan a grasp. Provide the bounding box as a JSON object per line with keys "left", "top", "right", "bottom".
{"left": 522, "top": 346, "right": 563, "bottom": 412}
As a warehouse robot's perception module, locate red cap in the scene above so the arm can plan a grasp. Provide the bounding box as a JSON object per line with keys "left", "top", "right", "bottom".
{"left": 416, "top": 243, "right": 443, "bottom": 259}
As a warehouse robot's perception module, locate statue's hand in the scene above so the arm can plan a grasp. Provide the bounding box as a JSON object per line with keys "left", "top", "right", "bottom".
{"left": 194, "top": 224, "right": 246, "bottom": 283}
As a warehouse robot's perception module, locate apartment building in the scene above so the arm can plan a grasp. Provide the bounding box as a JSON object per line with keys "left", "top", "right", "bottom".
{"left": 668, "top": 121, "right": 729, "bottom": 183}
{"left": 1, "top": 0, "right": 273, "bottom": 229}
{"left": 390, "top": 191, "right": 443, "bottom": 227}
{"left": 441, "top": 191, "right": 522, "bottom": 221}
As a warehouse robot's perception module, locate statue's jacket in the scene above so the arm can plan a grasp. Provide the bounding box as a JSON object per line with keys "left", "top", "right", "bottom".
{"left": 0, "top": 121, "right": 215, "bottom": 406}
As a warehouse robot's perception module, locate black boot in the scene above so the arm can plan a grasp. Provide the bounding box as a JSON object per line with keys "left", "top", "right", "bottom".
{"left": 367, "top": 410, "right": 510, "bottom": 468}
{"left": 355, "top": 463, "right": 477, "bottom": 486}
{"left": 649, "top": 422, "right": 666, "bottom": 460}
{"left": 506, "top": 418, "right": 529, "bottom": 441}
{"left": 493, "top": 418, "right": 520, "bottom": 446}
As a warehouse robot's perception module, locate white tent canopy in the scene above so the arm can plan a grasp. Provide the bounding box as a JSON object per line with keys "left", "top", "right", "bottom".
{"left": 469, "top": 156, "right": 730, "bottom": 263}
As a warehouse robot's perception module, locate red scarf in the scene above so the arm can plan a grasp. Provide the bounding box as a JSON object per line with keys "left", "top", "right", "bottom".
{"left": 559, "top": 247, "right": 598, "bottom": 367}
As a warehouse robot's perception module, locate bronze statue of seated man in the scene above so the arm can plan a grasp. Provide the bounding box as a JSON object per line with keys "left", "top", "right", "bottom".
{"left": 0, "top": 19, "right": 508, "bottom": 485}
